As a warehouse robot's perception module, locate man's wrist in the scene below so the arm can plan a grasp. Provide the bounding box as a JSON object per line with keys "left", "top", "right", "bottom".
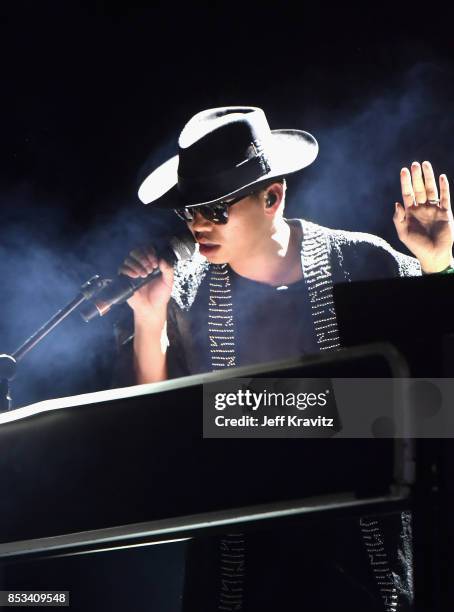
{"left": 133, "top": 308, "right": 167, "bottom": 330}
{"left": 421, "top": 257, "right": 454, "bottom": 275}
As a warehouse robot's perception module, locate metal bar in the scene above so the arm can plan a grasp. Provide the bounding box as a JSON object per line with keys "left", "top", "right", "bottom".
{"left": 12, "top": 294, "right": 86, "bottom": 362}
{"left": 0, "top": 493, "right": 410, "bottom": 561}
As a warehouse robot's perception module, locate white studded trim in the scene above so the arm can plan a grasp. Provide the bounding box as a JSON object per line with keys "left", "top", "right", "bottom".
{"left": 208, "top": 264, "right": 237, "bottom": 370}
{"left": 360, "top": 517, "right": 399, "bottom": 611}
{"left": 217, "top": 533, "right": 246, "bottom": 611}
{"left": 300, "top": 219, "right": 341, "bottom": 351}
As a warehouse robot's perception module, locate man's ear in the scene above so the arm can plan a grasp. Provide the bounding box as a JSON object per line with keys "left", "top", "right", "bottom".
{"left": 266, "top": 193, "right": 277, "bottom": 208}
{"left": 264, "top": 182, "right": 284, "bottom": 213}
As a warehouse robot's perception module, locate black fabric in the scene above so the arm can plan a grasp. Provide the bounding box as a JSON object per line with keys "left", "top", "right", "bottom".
{"left": 231, "top": 269, "right": 318, "bottom": 365}
{"left": 112, "top": 224, "right": 418, "bottom": 611}
{"left": 176, "top": 266, "right": 318, "bottom": 375}
{"left": 183, "top": 513, "right": 411, "bottom": 612}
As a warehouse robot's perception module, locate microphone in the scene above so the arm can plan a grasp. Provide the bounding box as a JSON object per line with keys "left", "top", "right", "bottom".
{"left": 80, "top": 234, "right": 195, "bottom": 322}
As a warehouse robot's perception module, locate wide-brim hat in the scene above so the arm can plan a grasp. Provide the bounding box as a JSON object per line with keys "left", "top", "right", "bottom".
{"left": 138, "top": 106, "right": 318, "bottom": 208}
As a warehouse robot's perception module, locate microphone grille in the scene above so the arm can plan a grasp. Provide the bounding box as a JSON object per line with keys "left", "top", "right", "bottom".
{"left": 170, "top": 234, "right": 196, "bottom": 261}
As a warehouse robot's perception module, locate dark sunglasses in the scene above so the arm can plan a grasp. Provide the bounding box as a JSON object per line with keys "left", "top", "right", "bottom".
{"left": 174, "top": 192, "right": 252, "bottom": 225}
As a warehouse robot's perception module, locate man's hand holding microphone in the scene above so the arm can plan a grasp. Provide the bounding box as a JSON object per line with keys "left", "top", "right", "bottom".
{"left": 80, "top": 234, "right": 194, "bottom": 384}
{"left": 118, "top": 245, "right": 176, "bottom": 384}
{"left": 118, "top": 246, "right": 175, "bottom": 323}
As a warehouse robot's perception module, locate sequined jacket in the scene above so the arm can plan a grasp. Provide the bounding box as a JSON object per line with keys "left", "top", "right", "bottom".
{"left": 114, "top": 219, "right": 421, "bottom": 611}
{"left": 159, "top": 219, "right": 421, "bottom": 377}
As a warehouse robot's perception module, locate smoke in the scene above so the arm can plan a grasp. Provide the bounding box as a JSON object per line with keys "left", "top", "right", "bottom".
{"left": 0, "top": 183, "right": 180, "bottom": 408}
{"left": 2, "top": 62, "right": 454, "bottom": 407}
{"left": 287, "top": 62, "right": 454, "bottom": 251}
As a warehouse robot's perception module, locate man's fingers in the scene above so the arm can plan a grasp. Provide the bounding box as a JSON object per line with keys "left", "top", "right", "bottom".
{"left": 393, "top": 202, "right": 406, "bottom": 239}
{"left": 118, "top": 263, "right": 141, "bottom": 278}
{"left": 124, "top": 255, "right": 150, "bottom": 277}
{"left": 422, "top": 161, "right": 439, "bottom": 202}
{"left": 143, "top": 245, "right": 159, "bottom": 262}
{"left": 400, "top": 168, "right": 416, "bottom": 208}
{"left": 130, "top": 247, "right": 158, "bottom": 266}
{"left": 158, "top": 258, "right": 175, "bottom": 288}
{"left": 129, "top": 248, "right": 159, "bottom": 274}
{"left": 410, "top": 161, "right": 427, "bottom": 204}
{"left": 439, "top": 174, "right": 451, "bottom": 211}
{"left": 394, "top": 202, "right": 405, "bottom": 222}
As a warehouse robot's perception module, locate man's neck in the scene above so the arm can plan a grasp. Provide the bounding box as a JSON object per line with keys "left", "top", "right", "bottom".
{"left": 229, "top": 219, "right": 303, "bottom": 286}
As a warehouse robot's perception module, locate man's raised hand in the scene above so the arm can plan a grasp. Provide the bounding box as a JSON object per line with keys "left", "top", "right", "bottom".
{"left": 393, "top": 161, "right": 454, "bottom": 273}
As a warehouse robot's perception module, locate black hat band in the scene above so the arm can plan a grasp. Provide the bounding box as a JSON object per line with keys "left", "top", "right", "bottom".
{"left": 177, "top": 151, "right": 271, "bottom": 205}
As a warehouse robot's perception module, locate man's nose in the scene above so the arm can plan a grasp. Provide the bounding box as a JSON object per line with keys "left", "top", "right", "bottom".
{"left": 190, "top": 210, "right": 213, "bottom": 230}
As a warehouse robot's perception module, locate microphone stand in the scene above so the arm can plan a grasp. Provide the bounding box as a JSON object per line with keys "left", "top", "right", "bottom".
{"left": 0, "top": 275, "right": 109, "bottom": 413}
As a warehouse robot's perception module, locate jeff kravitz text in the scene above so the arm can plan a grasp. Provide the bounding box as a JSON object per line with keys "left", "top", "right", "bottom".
{"left": 214, "top": 415, "right": 335, "bottom": 428}
{"left": 213, "top": 388, "right": 335, "bottom": 429}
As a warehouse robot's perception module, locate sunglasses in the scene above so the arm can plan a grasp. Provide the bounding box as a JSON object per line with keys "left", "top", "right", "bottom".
{"left": 174, "top": 192, "right": 252, "bottom": 225}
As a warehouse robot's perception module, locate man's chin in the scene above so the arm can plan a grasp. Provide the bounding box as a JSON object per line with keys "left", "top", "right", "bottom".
{"left": 204, "top": 255, "right": 227, "bottom": 264}
{"left": 202, "top": 250, "right": 227, "bottom": 264}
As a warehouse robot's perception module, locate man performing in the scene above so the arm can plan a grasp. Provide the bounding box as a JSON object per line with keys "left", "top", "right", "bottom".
{"left": 117, "top": 106, "right": 454, "bottom": 611}
{"left": 119, "top": 106, "right": 453, "bottom": 383}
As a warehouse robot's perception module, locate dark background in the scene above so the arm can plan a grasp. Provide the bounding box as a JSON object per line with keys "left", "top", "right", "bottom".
{"left": 0, "top": 3, "right": 452, "bottom": 610}
{"left": 0, "top": 1, "right": 453, "bottom": 406}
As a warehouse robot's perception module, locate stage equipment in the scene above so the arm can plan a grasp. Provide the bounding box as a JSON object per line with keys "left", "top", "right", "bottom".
{"left": 0, "top": 234, "right": 194, "bottom": 411}
{"left": 0, "top": 344, "right": 422, "bottom": 610}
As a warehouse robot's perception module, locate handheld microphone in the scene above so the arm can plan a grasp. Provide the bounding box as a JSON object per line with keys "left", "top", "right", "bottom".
{"left": 80, "top": 234, "right": 195, "bottom": 322}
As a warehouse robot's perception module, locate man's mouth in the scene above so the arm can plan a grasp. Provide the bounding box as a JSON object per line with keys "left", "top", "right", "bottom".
{"left": 198, "top": 242, "right": 221, "bottom": 256}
